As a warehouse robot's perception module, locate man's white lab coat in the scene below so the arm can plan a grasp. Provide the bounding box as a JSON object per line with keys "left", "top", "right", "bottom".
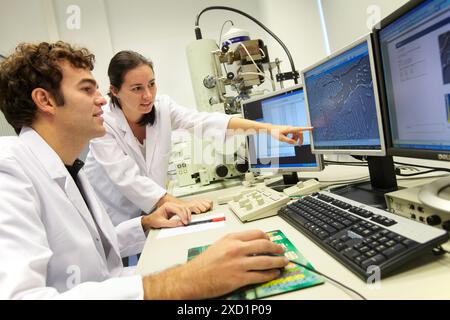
{"left": 0, "top": 128, "right": 145, "bottom": 299}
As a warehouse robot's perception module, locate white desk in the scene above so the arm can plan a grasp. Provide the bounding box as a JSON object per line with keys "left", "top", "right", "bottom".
{"left": 136, "top": 166, "right": 450, "bottom": 300}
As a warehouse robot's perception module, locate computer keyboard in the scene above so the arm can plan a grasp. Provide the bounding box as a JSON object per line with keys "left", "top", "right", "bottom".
{"left": 279, "top": 191, "right": 449, "bottom": 280}
{"left": 228, "top": 186, "right": 290, "bottom": 222}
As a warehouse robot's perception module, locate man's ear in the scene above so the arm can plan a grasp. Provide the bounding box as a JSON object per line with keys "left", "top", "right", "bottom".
{"left": 31, "top": 88, "right": 57, "bottom": 115}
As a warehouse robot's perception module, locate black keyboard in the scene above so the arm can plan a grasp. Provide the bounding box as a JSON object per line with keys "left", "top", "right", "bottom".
{"left": 279, "top": 191, "right": 449, "bottom": 280}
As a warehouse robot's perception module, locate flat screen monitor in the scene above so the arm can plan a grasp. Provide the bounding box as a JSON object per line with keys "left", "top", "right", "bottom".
{"left": 241, "top": 85, "right": 323, "bottom": 173}
{"left": 302, "top": 34, "right": 386, "bottom": 157}
{"left": 375, "top": 0, "right": 450, "bottom": 161}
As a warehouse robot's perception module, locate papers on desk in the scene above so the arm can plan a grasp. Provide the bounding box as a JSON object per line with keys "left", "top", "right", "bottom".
{"left": 156, "top": 213, "right": 226, "bottom": 239}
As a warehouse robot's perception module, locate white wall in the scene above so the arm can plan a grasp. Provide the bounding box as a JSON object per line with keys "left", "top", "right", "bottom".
{"left": 103, "top": 0, "right": 324, "bottom": 107}
{"left": 321, "top": 0, "right": 409, "bottom": 52}
{"left": 260, "top": 0, "right": 327, "bottom": 78}
{"left": 0, "top": 0, "right": 51, "bottom": 54}
{"left": 0, "top": 0, "right": 327, "bottom": 108}
{"left": 104, "top": 0, "right": 266, "bottom": 107}
{"left": 51, "top": 0, "right": 114, "bottom": 95}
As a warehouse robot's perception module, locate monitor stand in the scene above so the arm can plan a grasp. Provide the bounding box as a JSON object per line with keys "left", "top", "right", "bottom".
{"left": 330, "top": 156, "right": 398, "bottom": 209}
{"left": 265, "top": 172, "right": 308, "bottom": 192}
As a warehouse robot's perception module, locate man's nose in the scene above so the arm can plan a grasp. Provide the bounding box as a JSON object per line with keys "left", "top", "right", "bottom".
{"left": 95, "top": 95, "right": 107, "bottom": 106}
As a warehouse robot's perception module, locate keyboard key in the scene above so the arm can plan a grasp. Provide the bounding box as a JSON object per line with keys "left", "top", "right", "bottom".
{"left": 358, "top": 246, "right": 370, "bottom": 253}
{"left": 354, "top": 255, "right": 366, "bottom": 266}
{"left": 378, "top": 237, "right": 389, "bottom": 243}
{"left": 365, "top": 250, "right": 377, "bottom": 258}
{"left": 385, "top": 240, "right": 397, "bottom": 247}
{"left": 361, "top": 254, "right": 386, "bottom": 270}
{"left": 402, "top": 239, "right": 417, "bottom": 247}
{"left": 375, "top": 245, "right": 387, "bottom": 252}
{"left": 368, "top": 241, "right": 380, "bottom": 249}
{"left": 331, "top": 222, "right": 345, "bottom": 230}
{"left": 343, "top": 248, "right": 360, "bottom": 260}
{"left": 318, "top": 231, "right": 329, "bottom": 240}
{"left": 335, "top": 242, "right": 348, "bottom": 252}
{"left": 382, "top": 244, "right": 406, "bottom": 258}
{"left": 387, "top": 232, "right": 397, "bottom": 239}
{"left": 322, "top": 224, "right": 337, "bottom": 234}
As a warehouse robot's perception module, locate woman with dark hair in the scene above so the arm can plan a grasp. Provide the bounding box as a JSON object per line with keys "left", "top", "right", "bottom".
{"left": 84, "top": 50, "right": 310, "bottom": 238}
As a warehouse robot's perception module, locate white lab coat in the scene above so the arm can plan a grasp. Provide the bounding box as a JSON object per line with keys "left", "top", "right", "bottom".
{"left": 0, "top": 128, "right": 145, "bottom": 299}
{"left": 84, "top": 94, "right": 231, "bottom": 229}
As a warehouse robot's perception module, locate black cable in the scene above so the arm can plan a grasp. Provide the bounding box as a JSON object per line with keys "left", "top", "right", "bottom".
{"left": 194, "top": 6, "right": 299, "bottom": 84}
{"left": 288, "top": 260, "right": 367, "bottom": 300}
{"left": 394, "top": 161, "right": 450, "bottom": 173}
{"left": 432, "top": 246, "right": 450, "bottom": 256}
{"left": 396, "top": 174, "right": 449, "bottom": 181}
{"left": 396, "top": 169, "right": 442, "bottom": 177}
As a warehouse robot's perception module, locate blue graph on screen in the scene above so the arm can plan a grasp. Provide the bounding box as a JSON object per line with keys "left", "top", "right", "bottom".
{"left": 305, "top": 46, "right": 381, "bottom": 148}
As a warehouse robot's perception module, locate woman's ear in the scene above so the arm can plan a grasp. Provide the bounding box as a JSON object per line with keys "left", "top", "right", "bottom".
{"left": 31, "top": 88, "right": 56, "bottom": 115}
{"left": 110, "top": 85, "right": 119, "bottom": 97}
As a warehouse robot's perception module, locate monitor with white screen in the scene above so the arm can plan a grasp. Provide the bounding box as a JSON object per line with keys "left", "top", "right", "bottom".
{"left": 376, "top": 0, "right": 450, "bottom": 159}
{"left": 374, "top": 0, "right": 450, "bottom": 215}
{"left": 241, "top": 85, "right": 322, "bottom": 180}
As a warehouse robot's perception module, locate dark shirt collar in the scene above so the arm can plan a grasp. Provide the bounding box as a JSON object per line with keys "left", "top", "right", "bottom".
{"left": 65, "top": 159, "right": 85, "bottom": 181}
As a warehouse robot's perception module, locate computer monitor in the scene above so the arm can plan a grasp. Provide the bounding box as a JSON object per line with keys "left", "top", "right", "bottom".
{"left": 375, "top": 0, "right": 450, "bottom": 160}
{"left": 302, "top": 34, "right": 398, "bottom": 206}
{"left": 241, "top": 85, "right": 323, "bottom": 187}
{"left": 374, "top": 0, "right": 450, "bottom": 212}
{"left": 302, "top": 35, "right": 386, "bottom": 156}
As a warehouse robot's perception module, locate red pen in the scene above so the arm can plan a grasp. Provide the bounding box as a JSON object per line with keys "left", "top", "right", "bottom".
{"left": 187, "top": 216, "right": 226, "bottom": 226}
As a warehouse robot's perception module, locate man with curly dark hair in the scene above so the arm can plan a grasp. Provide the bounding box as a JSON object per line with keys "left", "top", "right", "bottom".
{"left": 0, "top": 41, "right": 288, "bottom": 299}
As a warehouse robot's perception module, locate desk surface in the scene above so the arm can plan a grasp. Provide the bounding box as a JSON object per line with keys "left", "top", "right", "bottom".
{"left": 136, "top": 166, "right": 450, "bottom": 300}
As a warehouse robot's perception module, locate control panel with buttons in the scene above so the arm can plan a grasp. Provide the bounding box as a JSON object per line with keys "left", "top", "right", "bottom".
{"left": 228, "top": 186, "right": 290, "bottom": 222}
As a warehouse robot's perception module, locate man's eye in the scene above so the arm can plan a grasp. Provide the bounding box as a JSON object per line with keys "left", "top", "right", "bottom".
{"left": 82, "top": 87, "right": 93, "bottom": 93}
{"left": 132, "top": 87, "right": 142, "bottom": 91}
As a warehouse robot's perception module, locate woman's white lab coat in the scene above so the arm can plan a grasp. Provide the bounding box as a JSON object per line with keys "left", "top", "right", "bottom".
{"left": 0, "top": 128, "right": 145, "bottom": 299}
{"left": 84, "top": 94, "right": 231, "bottom": 230}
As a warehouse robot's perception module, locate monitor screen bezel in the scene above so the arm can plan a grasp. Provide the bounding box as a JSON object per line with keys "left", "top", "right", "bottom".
{"left": 301, "top": 34, "right": 387, "bottom": 157}
{"left": 373, "top": 0, "right": 450, "bottom": 162}
{"left": 241, "top": 84, "right": 324, "bottom": 174}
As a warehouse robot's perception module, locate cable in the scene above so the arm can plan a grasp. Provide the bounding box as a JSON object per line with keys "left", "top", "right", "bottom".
{"left": 396, "top": 169, "right": 443, "bottom": 177}
{"left": 396, "top": 173, "right": 449, "bottom": 181}
{"left": 218, "top": 20, "right": 234, "bottom": 76}
{"left": 194, "top": 6, "right": 299, "bottom": 84}
{"left": 236, "top": 42, "right": 276, "bottom": 88}
{"left": 432, "top": 245, "right": 450, "bottom": 256}
{"left": 218, "top": 20, "right": 234, "bottom": 49}
{"left": 394, "top": 161, "right": 450, "bottom": 172}
{"left": 288, "top": 260, "right": 367, "bottom": 300}
{"left": 259, "top": 48, "right": 266, "bottom": 58}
